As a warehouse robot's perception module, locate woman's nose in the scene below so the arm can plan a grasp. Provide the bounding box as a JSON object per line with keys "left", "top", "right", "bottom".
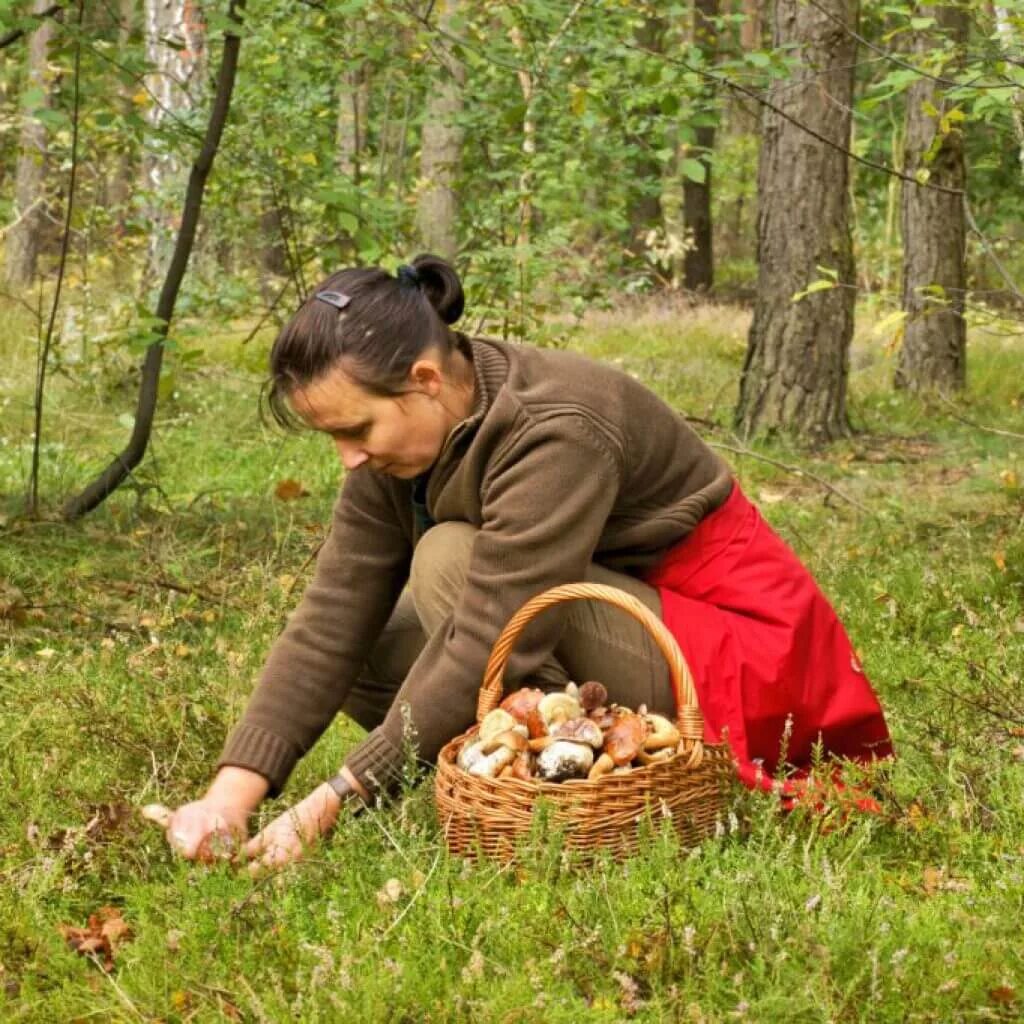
{"left": 335, "top": 439, "right": 369, "bottom": 470}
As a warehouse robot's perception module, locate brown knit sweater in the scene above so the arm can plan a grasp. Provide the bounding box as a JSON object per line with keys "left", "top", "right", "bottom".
{"left": 217, "top": 337, "right": 733, "bottom": 794}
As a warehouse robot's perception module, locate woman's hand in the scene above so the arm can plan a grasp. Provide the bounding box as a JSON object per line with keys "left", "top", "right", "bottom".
{"left": 244, "top": 782, "right": 342, "bottom": 874}
{"left": 163, "top": 766, "right": 268, "bottom": 862}
{"left": 165, "top": 799, "right": 249, "bottom": 862}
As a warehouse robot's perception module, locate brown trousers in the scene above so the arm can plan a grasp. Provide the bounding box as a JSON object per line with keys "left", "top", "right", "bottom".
{"left": 341, "top": 522, "right": 673, "bottom": 732}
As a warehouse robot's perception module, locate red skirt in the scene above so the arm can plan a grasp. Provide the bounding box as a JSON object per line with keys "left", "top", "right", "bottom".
{"left": 643, "top": 482, "right": 893, "bottom": 794}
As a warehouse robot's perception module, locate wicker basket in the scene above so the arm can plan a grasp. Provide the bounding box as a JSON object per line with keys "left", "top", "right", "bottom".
{"left": 434, "top": 582, "right": 733, "bottom": 863}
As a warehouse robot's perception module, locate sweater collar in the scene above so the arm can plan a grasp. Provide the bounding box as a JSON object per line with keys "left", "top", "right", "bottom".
{"left": 461, "top": 335, "right": 509, "bottom": 429}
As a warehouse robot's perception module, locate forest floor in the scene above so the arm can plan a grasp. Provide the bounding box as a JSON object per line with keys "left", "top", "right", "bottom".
{"left": 1, "top": 297, "right": 1022, "bottom": 1022}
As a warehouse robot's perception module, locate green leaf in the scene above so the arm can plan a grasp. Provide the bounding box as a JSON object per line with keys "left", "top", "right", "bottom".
{"left": 680, "top": 158, "right": 706, "bottom": 184}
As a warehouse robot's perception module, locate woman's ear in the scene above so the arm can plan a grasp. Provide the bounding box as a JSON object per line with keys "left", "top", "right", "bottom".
{"left": 408, "top": 357, "right": 445, "bottom": 398}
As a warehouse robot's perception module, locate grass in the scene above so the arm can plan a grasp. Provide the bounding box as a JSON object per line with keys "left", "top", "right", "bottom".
{"left": 1, "top": 295, "right": 1022, "bottom": 1022}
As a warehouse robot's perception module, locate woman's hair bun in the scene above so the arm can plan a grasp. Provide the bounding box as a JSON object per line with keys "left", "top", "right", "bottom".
{"left": 410, "top": 253, "right": 465, "bottom": 325}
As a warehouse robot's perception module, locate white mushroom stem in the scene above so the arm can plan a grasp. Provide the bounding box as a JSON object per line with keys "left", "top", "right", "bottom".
{"left": 467, "top": 746, "right": 517, "bottom": 778}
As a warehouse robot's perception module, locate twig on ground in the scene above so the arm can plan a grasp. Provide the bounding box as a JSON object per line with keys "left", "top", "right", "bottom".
{"left": 708, "top": 440, "right": 876, "bottom": 517}
{"left": 935, "top": 393, "right": 1024, "bottom": 441}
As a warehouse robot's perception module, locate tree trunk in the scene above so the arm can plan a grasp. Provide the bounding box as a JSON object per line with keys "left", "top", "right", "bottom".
{"left": 3, "top": 0, "right": 57, "bottom": 290}
{"left": 105, "top": 0, "right": 138, "bottom": 236}
{"left": 140, "top": 0, "right": 205, "bottom": 288}
{"left": 995, "top": 6, "right": 1024, "bottom": 178}
{"left": 895, "top": 2, "right": 968, "bottom": 392}
{"left": 682, "top": 0, "right": 718, "bottom": 292}
{"left": 337, "top": 64, "right": 369, "bottom": 184}
{"left": 735, "top": 0, "right": 858, "bottom": 443}
{"left": 626, "top": 16, "right": 667, "bottom": 269}
{"left": 64, "top": 0, "right": 245, "bottom": 520}
{"left": 416, "top": 0, "right": 464, "bottom": 259}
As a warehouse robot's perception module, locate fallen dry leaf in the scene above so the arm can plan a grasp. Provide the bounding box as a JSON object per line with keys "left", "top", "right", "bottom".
{"left": 59, "top": 906, "right": 132, "bottom": 972}
{"left": 274, "top": 479, "right": 309, "bottom": 501}
{"left": 989, "top": 985, "right": 1017, "bottom": 1006}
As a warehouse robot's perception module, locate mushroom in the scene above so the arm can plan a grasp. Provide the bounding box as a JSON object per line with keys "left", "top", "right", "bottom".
{"left": 537, "top": 692, "right": 582, "bottom": 727}
{"left": 457, "top": 739, "right": 489, "bottom": 773}
{"left": 637, "top": 746, "right": 676, "bottom": 766}
{"left": 536, "top": 740, "right": 595, "bottom": 782}
{"left": 578, "top": 681, "right": 608, "bottom": 712}
{"left": 499, "top": 687, "right": 545, "bottom": 724}
{"left": 551, "top": 717, "right": 604, "bottom": 749}
{"left": 480, "top": 728, "right": 530, "bottom": 756}
{"left": 511, "top": 751, "right": 535, "bottom": 782}
{"left": 526, "top": 707, "right": 549, "bottom": 740}
{"left": 587, "top": 712, "right": 649, "bottom": 781}
{"left": 587, "top": 705, "right": 617, "bottom": 731}
{"left": 643, "top": 713, "right": 681, "bottom": 752}
{"left": 467, "top": 745, "right": 518, "bottom": 778}
{"left": 479, "top": 708, "right": 525, "bottom": 746}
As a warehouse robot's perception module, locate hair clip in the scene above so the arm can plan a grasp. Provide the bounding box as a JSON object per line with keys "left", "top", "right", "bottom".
{"left": 315, "top": 290, "right": 352, "bottom": 310}
{"left": 396, "top": 264, "right": 421, "bottom": 288}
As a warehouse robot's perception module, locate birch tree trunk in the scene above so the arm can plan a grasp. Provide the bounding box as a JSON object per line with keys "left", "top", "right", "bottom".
{"left": 895, "top": 2, "right": 968, "bottom": 392}
{"left": 995, "top": 6, "right": 1024, "bottom": 178}
{"left": 141, "top": 0, "right": 205, "bottom": 287}
{"left": 735, "top": 0, "right": 858, "bottom": 442}
{"left": 416, "top": 0, "right": 463, "bottom": 259}
{"left": 3, "top": 0, "right": 57, "bottom": 290}
{"left": 105, "top": 0, "right": 138, "bottom": 236}
{"left": 682, "top": 0, "right": 719, "bottom": 292}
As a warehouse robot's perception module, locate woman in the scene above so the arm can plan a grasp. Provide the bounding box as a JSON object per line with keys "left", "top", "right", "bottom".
{"left": 165, "top": 255, "right": 893, "bottom": 871}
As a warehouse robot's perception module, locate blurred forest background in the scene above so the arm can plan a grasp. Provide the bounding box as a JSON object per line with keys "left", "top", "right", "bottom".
{"left": 1, "top": 0, "right": 1022, "bottom": 518}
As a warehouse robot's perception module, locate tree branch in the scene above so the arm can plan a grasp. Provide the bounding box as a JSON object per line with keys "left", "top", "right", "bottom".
{"left": 0, "top": 3, "right": 62, "bottom": 51}
{"left": 627, "top": 44, "right": 965, "bottom": 196}
{"left": 28, "top": 0, "right": 83, "bottom": 516}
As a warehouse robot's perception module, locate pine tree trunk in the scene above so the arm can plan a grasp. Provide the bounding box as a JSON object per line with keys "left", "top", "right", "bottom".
{"left": 735, "top": 0, "right": 858, "bottom": 443}
{"left": 895, "top": 3, "right": 968, "bottom": 392}
{"left": 682, "top": 0, "right": 718, "bottom": 292}
{"left": 3, "top": 0, "right": 56, "bottom": 290}
{"left": 416, "top": 0, "right": 464, "bottom": 259}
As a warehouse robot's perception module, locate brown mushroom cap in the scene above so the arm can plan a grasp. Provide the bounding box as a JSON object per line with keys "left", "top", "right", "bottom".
{"left": 603, "top": 713, "right": 649, "bottom": 766}
{"left": 551, "top": 717, "right": 604, "bottom": 749}
{"left": 499, "top": 687, "right": 545, "bottom": 724}
{"left": 578, "top": 681, "right": 608, "bottom": 712}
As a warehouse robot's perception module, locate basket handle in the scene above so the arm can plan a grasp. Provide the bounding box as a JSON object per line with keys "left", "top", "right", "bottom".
{"left": 477, "top": 582, "right": 705, "bottom": 760}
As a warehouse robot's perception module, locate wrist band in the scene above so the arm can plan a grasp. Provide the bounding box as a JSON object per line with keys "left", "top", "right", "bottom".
{"left": 327, "top": 772, "right": 371, "bottom": 808}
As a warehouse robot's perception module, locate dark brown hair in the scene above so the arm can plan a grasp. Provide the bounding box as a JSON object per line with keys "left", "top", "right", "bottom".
{"left": 264, "top": 253, "right": 465, "bottom": 430}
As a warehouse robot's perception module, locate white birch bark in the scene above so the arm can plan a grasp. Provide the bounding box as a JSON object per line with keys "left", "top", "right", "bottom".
{"left": 3, "top": 0, "right": 57, "bottom": 289}
{"left": 141, "top": 0, "right": 205, "bottom": 284}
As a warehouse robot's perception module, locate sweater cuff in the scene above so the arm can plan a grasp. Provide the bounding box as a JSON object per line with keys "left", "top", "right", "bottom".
{"left": 217, "top": 723, "right": 301, "bottom": 797}
{"left": 343, "top": 727, "right": 407, "bottom": 796}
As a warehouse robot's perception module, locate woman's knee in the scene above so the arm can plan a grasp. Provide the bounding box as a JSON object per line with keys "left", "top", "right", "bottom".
{"left": 408, "top": 521, "right": 477, "bottom": 631}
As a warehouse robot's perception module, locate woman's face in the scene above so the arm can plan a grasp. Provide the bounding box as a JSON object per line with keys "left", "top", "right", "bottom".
{"left": 289, "top": 357, "right": 458, "bottom": 480}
